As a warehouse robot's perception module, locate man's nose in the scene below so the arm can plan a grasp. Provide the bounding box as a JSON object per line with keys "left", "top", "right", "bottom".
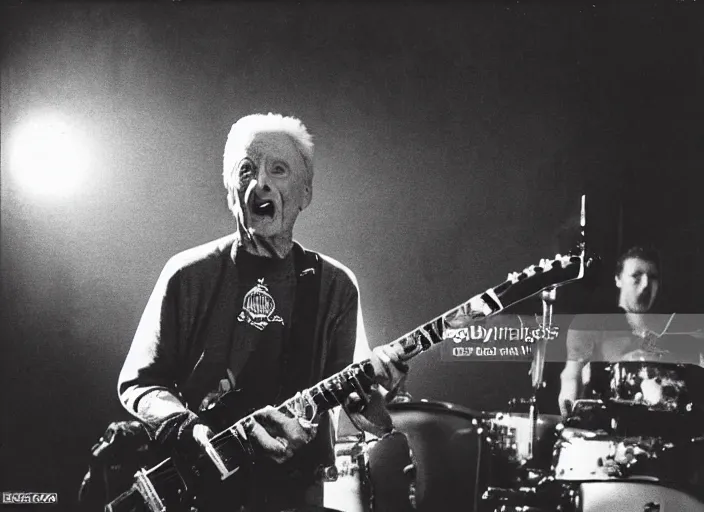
{"left": 255, "top": 168, "right": 271, "bottom": 191}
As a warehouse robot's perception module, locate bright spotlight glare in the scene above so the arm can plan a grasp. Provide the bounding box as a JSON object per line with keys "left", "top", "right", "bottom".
{"left": 10, "top": 114, "right": 91, "bottom": 197}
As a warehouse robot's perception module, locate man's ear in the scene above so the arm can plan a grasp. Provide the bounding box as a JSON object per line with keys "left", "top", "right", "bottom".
{"left": 301, "top": 184, "right": 312, "bottom": 211}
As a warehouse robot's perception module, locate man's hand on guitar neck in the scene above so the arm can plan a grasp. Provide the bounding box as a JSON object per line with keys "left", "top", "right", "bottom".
{"left": 344, "top": 345, "right": 409, "bottom": 438}
{"left": 369, "top": 344, "right": 409, "bottom": 396}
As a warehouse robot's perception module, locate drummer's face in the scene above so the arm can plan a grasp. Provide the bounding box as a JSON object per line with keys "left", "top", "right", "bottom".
{"left": 616, "top": 257, "right": 660, "bottom": 313}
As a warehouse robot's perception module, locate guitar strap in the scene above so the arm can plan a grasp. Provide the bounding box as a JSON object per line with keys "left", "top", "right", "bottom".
{"left": 276, "top": 244, "right": 324, "bottom": 404}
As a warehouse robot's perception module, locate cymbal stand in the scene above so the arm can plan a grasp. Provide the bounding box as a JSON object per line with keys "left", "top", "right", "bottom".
{"left": 527, "top": 286, "right": 556, "bottom": 462}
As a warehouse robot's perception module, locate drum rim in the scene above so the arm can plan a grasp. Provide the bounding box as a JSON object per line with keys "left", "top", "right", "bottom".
{"left": 481, "top": 410, "right": 563, "bottom": 422}
{"left": 608, "top": 361, "right": 692, "bottom": 369}
{"left": 387, "top": 400, "right": 480, "bottom": 420}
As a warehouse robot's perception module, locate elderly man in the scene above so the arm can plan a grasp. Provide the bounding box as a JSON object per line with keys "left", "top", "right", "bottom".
{"left": 117, "top": 113, "right": 407, "bottom": 512}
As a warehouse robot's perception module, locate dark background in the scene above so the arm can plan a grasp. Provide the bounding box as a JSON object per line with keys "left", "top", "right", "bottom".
{"left": 1, "top": 1, "right": 703, "bottom": 510}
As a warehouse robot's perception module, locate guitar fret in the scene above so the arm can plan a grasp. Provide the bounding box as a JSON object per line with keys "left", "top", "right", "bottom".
{"left": 322, "top": 379, "right": 341, "bottom": 406}
{"left": 417, "top": 325, "right": 433, "bottom": 351}
{"left": 433, "top": 317, "right": 445, "bottom": 344}
{"left": 424, "top": 319, "right": 443, "bottom": 345}
{"left": 315, "top": 383, "right": 329, "bottom": 408}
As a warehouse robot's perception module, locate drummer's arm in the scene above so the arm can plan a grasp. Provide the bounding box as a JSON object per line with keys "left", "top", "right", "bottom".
{"left": 559, "top": 360, "right": 585, "bottom": 417}
{"left": 558, "top": 327, "right": 595, "bottom": 417}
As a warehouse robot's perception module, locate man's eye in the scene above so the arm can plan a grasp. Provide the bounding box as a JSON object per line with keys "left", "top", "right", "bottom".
{"left": 240, "top": 163, "right": 254, "bottom": 176}
{"left": 271, "top": 164, "right": 287, "bottom": 175}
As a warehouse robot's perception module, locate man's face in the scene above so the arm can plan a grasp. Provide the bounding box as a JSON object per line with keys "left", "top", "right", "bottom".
{"left": 615, "top": 257, "right": 660, "bottom": 313}
{"left": 231, "top": 132, "right": 311, "bottom": 240}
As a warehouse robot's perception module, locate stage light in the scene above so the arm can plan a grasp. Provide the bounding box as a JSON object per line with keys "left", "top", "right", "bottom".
{"left": 9, "top": 113, "right": 91, "bottom": 198}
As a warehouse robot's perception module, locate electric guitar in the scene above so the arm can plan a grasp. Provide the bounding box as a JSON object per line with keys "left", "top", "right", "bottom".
{"left": 106, "top": 244, "right": 594, "bottom": 512}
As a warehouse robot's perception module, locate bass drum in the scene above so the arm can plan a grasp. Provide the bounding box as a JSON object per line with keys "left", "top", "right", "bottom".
{"left": 368, "top": 401, "right": 486, "bottom": 512}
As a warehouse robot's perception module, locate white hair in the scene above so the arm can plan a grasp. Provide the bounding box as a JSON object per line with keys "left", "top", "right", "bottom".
{"left": 222, "top": 113, "right": 314, "bottom": 199}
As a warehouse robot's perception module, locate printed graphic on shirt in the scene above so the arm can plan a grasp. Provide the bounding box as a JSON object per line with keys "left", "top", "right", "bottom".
{"left": 237, "top": 278, "right": 284, "bottom": 331}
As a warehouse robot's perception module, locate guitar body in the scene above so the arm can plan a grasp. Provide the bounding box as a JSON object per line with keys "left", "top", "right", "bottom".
{"left": 107, "top": 390, "right": 258, "bottom": 512}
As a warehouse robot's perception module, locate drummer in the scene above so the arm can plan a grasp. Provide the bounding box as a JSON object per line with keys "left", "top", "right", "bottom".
{"left": 558, "top": 246, "right": 704, "bottom": 417}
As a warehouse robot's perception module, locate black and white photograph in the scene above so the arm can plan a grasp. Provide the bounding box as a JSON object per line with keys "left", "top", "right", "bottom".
{"left": 2, "top": 1, "right": 704, "bottom": 511}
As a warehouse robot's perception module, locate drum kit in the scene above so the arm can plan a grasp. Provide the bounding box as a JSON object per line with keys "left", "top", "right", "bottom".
{"left": 324, "top": 288, "right": 704, "bottom": 512}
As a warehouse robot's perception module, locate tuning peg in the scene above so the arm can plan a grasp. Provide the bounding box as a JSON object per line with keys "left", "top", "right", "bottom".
{"left": 507, "top": 271, "right": 521, "bottom": 283}
{"left": 560, "top": 255, "right": 574, "bottom": 268}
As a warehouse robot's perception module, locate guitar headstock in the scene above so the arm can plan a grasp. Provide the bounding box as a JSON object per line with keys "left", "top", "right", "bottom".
{"left": 507, "top": 253, "right": 584, "bottom": 286}
{"left": 496, "top": 249, "right": 596, "bottom": 311}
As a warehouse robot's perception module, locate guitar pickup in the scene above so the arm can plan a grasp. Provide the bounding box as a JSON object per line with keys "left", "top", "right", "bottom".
{"left": 202, "top": 435, "right": 241, "bottom": 481}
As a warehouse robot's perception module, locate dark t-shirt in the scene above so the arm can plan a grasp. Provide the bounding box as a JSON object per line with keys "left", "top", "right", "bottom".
{"left": 229, "top": 250, "right": 296, "bottom": 407}
{"left": 118, "top": 234, "right": 366, "bottom": 512}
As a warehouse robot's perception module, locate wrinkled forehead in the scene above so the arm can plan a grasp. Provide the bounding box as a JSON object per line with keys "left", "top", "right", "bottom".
{"left": 238, "top": 131, "right": 305, "bottom": 169}
{"left": 622, "top": 257, "right": 659, "bottom": 277}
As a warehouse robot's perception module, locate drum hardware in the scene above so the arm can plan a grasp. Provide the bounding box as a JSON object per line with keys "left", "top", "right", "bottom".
{"left": 527, "top": 287, "right": 557, "bottom": 461}
{"left": 402, "top": 460, "right": 417, "bottom": 509}
{"left": 333, "top": 434, "right": 371, "bottom": 477}
{"left": 478, "top": 281, "right": 569, "bottom": 509}
{"left": 481, "top": 286, "right": 561, "bottom": 474}
{"left": 325, "top": 433, "right": 375, "bottom": 512}
{"left": 482, "top": 478, "right": 704, "bottom": 512}
{"left": 607, "top": 362, "right": 692, "bottom": 414}
{"left": 551, "top": 425, "right": 689, "bottom": 484}
{"left": 479, "top": 478, "right": 580, "bottom": 512}
{"left": 562, "top": 399, "right": 614, "bottom": 433}
{"left": 643, "top": 502, "right": 661, "bottom": 512}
